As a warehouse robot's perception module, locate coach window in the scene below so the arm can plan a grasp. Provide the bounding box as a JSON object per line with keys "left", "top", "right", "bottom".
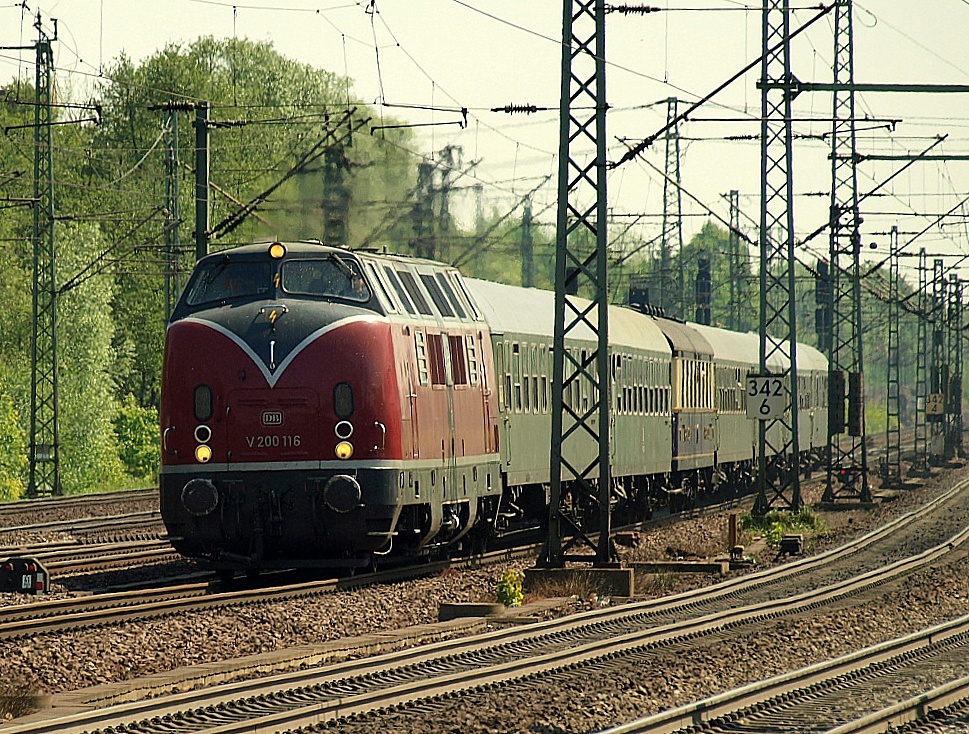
{"left": 383, "top": 266, "right": 416, "bottom": 314}
{"left": 531, "top": 346, "right": 539, "bottom": 413}
{"left": 521, "top": 344, "right": 532, "bottom": 413}
{"left": 397, "top": 270, "right": 433, "bottom": 316}
{"left": 511, "top": 343, "right": 522, "bottom": 412}
{"left": 495, "top": 340, "right": 507, "bottom": 410}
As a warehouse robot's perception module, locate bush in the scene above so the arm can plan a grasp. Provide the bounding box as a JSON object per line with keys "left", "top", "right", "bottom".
{"left": 740, "top": 507, "right": 826, "bottom": 548}
{"left": 0, "top": 389, "right": 26, "bottom": 502}
{"left": 495, "top": 568, "right": 524, "bottom": 607}
{"left": 114, "top": 395, "right": 159, "bottom": 482}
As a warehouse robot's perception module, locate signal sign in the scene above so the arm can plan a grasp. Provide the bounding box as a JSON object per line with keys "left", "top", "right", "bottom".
{"left": 746, "top": 375, "right": 788, "bottom": 420}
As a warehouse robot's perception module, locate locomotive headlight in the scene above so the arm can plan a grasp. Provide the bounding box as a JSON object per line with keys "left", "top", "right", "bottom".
{"left": 195, "top": 444, "right": 213, "bottom": 463}
{"left": 269, "top": 242, "right": 286, "bottom": 259}
{"left": 335, "top": 441, "right": 354, "bottom": 459}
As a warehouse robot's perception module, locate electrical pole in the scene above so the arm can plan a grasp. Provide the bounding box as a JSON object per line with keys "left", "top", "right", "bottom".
{"left": 930, "top": 258, "right": 946, "bottom": 464}
{"left": 27, "top": 13, "right": 61, "bottom": 498}
{"left": 909, "top": 248, "right": 930, "bottom": 478}
{"left": 882, "top": 225, "right": 902, "bottom": 487}
{"left": 194, "top": 102, "right": 210, "bottom": 261}
{"left": 521, "top": 196, "right": 535, "bottom": 288}
{"left": 695, "top": 253, "right": 711, "bottom": 325}
{"left": 162, "top": 104, "right": 184, "bottom": 321}
{"left": 410, "top": 160, "right": 435, "bottom": 260}
{"left": 727, "top": 189, "right": 744, "bottom": 331}
{"left": 946, "top": 274, "right": 963, "bottom": 460}
{"left": 822, "top": 0, "right": 871, "bottom": 505}
{"left": 542, "top": 0, "right": 612, "bottom": 568}
{"left": 660, "top": 97, "right": 683, "bottom": 318}
{"left": 322, "top": 141, "right": 351, "bottom": 248}
{"left": 752, "top": 0, "right": 801, "bottom": 515}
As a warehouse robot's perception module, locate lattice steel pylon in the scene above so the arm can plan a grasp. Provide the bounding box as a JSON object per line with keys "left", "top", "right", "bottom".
{"left": 28, "top": 15, "right": 61, "bottom": 498}
{"left": 930, "top": 258, "right": 946, "bottom": 464}
{"left": 727, "top": 189, "right": 745, "bottom": 331}
{"left": 822, "top": 0, "right": 871, "bottom": 504}
{"left": 660, "top": 97, "right": 684, "bottom": 318}
{"left": 163, "top": 105, "right": 182, "bottom": 322}
{"left": 909, "top": 248, "right": 930, "bottom": 477}
{"left": 949, "top": 276, "right": 964, "bottom": 458}
{"left": 541, "top": 0, "right": 612, "bottom": 567}
{"left": 881, "top": 226, "right": 902, "bottom": 487}
{"left": 752, "top": 0, "right": 801, "bottom": 515}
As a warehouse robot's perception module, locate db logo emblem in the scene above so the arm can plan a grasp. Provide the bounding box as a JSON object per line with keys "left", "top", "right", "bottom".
{"left": 261, "top": 410, "right": 284, "bottom": 426}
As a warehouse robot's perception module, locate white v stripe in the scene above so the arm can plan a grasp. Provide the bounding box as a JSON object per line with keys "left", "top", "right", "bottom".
{"left": 172, "top": 314, "right": 384, "bottom": 388}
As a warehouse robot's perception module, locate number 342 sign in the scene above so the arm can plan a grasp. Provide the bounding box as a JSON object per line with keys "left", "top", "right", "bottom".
{"left": 746, "top": 375, "right": 789, "bottom": 420}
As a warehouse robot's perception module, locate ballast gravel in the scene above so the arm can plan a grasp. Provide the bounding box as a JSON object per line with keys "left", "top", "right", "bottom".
{"left": 0, "top": 471, "right": 967, "bottom": 732}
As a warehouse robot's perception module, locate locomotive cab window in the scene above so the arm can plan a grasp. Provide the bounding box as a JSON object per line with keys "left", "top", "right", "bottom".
{"left": 185, "top": 259, "right": 271, "bottom": 305}
{"left": 281, "top": 257, "right": 371, "bottom": 302}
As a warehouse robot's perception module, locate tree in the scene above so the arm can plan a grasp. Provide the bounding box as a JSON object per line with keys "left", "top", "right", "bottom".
{"left": 56, "top": 222, "right": 126, "bottom": 493}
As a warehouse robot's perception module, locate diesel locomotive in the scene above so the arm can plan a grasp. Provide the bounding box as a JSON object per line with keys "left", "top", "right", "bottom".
{"left": 159, "top": 241, "right": 827, "bottom": 571}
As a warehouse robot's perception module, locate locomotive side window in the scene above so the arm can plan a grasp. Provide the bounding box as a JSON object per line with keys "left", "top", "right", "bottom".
{"left": 427, "top": 333, "right": 448, "bottom": 386}
{"left": 383, "top": 266, "right": 416, "bottom": 314}
{"left": 185, "top": 260, "right": 271, "bottom": 305}
{"left": 448, "top": 273, "right": 482, "bottom": 320}
{"left": 436, "top": 273, "right": 467, "bottom": 319}
{"left": 420, "top": 273, "right": 455, "bottom": 317}
{"left": 449, "top": 334, "right": 468, "bottom": 385}
{"left": 397, "top": 270, "right": 433, "bottom": 315}
{"left": 364, "top": 262, "right": 397, "bottom": 312}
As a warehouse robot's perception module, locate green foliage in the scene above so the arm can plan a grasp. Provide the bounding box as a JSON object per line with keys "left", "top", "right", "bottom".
{"left": 57, "top": 223, "right": 126, "bottom": 493}
{"left": 114, "top": 395, "right": 159, "bottom": 482}
{"left": 495, "top": 568, "right": 524, "bottom": 608}
{"left": 740, "top": 507, "right": 827, "bottom": 548}
{"left": 0, "top": 385, "right": 27, "bottom": 502}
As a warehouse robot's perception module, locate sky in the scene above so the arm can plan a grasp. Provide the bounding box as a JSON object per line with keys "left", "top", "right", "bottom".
{"left": 2, "top": 1, "right": 968, "bottom": 281}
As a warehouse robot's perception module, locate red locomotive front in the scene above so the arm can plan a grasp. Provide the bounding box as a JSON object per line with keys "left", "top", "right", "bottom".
{"left": 160, "top": 242, "right": 501, "bottom": 571}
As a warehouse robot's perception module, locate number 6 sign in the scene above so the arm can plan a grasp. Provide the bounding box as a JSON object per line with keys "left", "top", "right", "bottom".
{"left": 746, "top": 375, "right": 788, "bottom": 420}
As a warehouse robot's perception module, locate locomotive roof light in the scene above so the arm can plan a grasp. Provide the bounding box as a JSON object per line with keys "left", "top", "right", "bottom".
{"left": 335, "top": 441, "right": 354, "bottom": 459}
{"left": 269, "top": 242, "right": 286, "bottom": 259}
{"left": 195, "top": 444, "right": 213, "bottom": 463}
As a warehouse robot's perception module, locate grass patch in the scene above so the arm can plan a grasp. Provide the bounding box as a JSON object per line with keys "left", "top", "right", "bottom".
{"left": 0, "top": 678, "right": 44, "bottom": 720}
{"left": 523, "top": 570, "right": 611, "bottom": 604}
{"left": 740, "top": 506, "right": 827, "bottom": 548}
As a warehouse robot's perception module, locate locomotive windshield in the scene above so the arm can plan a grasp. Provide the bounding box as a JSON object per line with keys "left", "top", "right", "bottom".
{"left": 184, "top": 259, "right": 272, "bottom": 306}
{"left": 281, "top": 257, "right": 371, "bottom": 303}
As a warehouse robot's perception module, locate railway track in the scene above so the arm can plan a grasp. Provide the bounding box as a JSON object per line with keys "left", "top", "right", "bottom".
{"left": 0, "top": 489, "right": 156, "bottom": 523}
{"left": 605, "top": 613, "right": 969, "bottom": 734}
{"left": 0, "top": 511, "right": 163, "bottom": 540}
{"left": 0, "top": 544, "right": 543, "bottom": 640}
{"left": 6, "top": 475, "right": 969, "bottom": 734}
